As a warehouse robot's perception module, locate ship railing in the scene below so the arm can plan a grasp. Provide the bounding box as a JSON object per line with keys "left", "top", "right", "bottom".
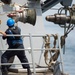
{"left": 0, "top": 33, "right": 64, "bottom": 75}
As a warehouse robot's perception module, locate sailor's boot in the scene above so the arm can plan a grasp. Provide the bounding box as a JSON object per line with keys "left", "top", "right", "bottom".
{"left": 27, "top": 68, "right": 32, "bottom": 75}
{"left": 1, "top": 68, "right": 8, "bottom": 75}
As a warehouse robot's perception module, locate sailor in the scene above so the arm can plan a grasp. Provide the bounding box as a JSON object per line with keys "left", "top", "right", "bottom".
{"left": 1, "top": 18, "right": 32, "bottom": 75}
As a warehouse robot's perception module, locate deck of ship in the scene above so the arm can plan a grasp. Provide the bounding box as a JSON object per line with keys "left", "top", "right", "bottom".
{"left": 0, "top": 67, "right": 69, "bottom": 75}
{"left": 8, "top": 68, "right": 53, "bottom": 75}
{"left": 8, "top": 72, "right": 69, "bottom": 75}
{"left": 8, "top": 72, "right": 53, "bottom": 75}
{"left": 7, "top": 68, "right": 69, "bottom": 75}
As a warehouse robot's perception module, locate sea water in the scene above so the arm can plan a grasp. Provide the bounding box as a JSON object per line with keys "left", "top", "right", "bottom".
{"left": 43, "top": 19, "right": 75, "bottom": 75}
{"left": 63, "top": 47, "right": 75, "bottom": 75}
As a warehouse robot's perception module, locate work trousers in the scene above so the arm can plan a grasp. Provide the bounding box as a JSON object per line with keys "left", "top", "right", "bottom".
{"left": 1, "top": 44, "right": 30, "bottom": 72}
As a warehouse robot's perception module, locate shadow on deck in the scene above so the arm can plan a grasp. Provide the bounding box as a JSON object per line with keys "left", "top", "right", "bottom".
{"left": 8, "top": 68, "right": 69, "bottom": 75}
{"left": 8, "top": 72, "right": 53, "bottom": 75}
{"left": 8, "top": 68, "right": 53, "bottom": 75}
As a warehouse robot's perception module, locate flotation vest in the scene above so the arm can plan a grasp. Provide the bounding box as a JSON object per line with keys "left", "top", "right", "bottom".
{"left": 3, "top": 26, "right": 23, "bottom": 47}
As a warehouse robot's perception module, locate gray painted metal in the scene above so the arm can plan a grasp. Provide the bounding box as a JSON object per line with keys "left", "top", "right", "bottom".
{"left": 0, "top": 0, "right": 72, "bottom": 75}
{"left": 41, "top": 0, "right": 73, "bottom": 13}
{"left": 0, "top": 0, "right": 46, "bottom": 75}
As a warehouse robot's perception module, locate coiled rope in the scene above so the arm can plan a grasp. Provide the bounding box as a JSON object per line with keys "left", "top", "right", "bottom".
{"left": 44, "top": 34, "right": 60, "bottom": 68}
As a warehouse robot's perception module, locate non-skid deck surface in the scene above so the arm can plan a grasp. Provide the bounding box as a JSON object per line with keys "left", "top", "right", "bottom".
{"left": 8, "top": 72, "right": 53, "bottom": 75}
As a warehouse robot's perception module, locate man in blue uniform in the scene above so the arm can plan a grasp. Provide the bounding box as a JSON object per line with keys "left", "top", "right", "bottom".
{"left": 1, "top": 18, "right": 32, "bottom": 75}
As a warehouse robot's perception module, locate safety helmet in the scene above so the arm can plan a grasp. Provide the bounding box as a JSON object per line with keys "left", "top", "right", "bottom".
{"left": 7, "top": 18, "right": 15, "bottom": 27}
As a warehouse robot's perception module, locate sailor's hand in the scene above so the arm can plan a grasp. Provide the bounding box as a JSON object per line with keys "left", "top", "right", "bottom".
{"left": 2, "top": 32, "right": 6, "bottom": 36}
{"left": 0, "top": 31, "right": 6, "bottom": 36}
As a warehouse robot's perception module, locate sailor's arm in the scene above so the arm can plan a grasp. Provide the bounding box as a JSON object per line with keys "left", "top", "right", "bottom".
{"left": 0, "top": 30, "right": 6, "bottom": 36}
{"left": 0, "top": 30, "right": 7, "bottom": 40}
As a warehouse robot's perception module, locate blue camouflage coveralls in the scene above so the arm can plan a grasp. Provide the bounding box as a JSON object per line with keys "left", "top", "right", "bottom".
{"left": 1, "top": 26, "right": 30, "bottom": 75}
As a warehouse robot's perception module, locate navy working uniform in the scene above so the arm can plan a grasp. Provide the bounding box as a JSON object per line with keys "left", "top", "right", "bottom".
{"left": 1, "top": 18, "right": 32, "bottom": 75}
